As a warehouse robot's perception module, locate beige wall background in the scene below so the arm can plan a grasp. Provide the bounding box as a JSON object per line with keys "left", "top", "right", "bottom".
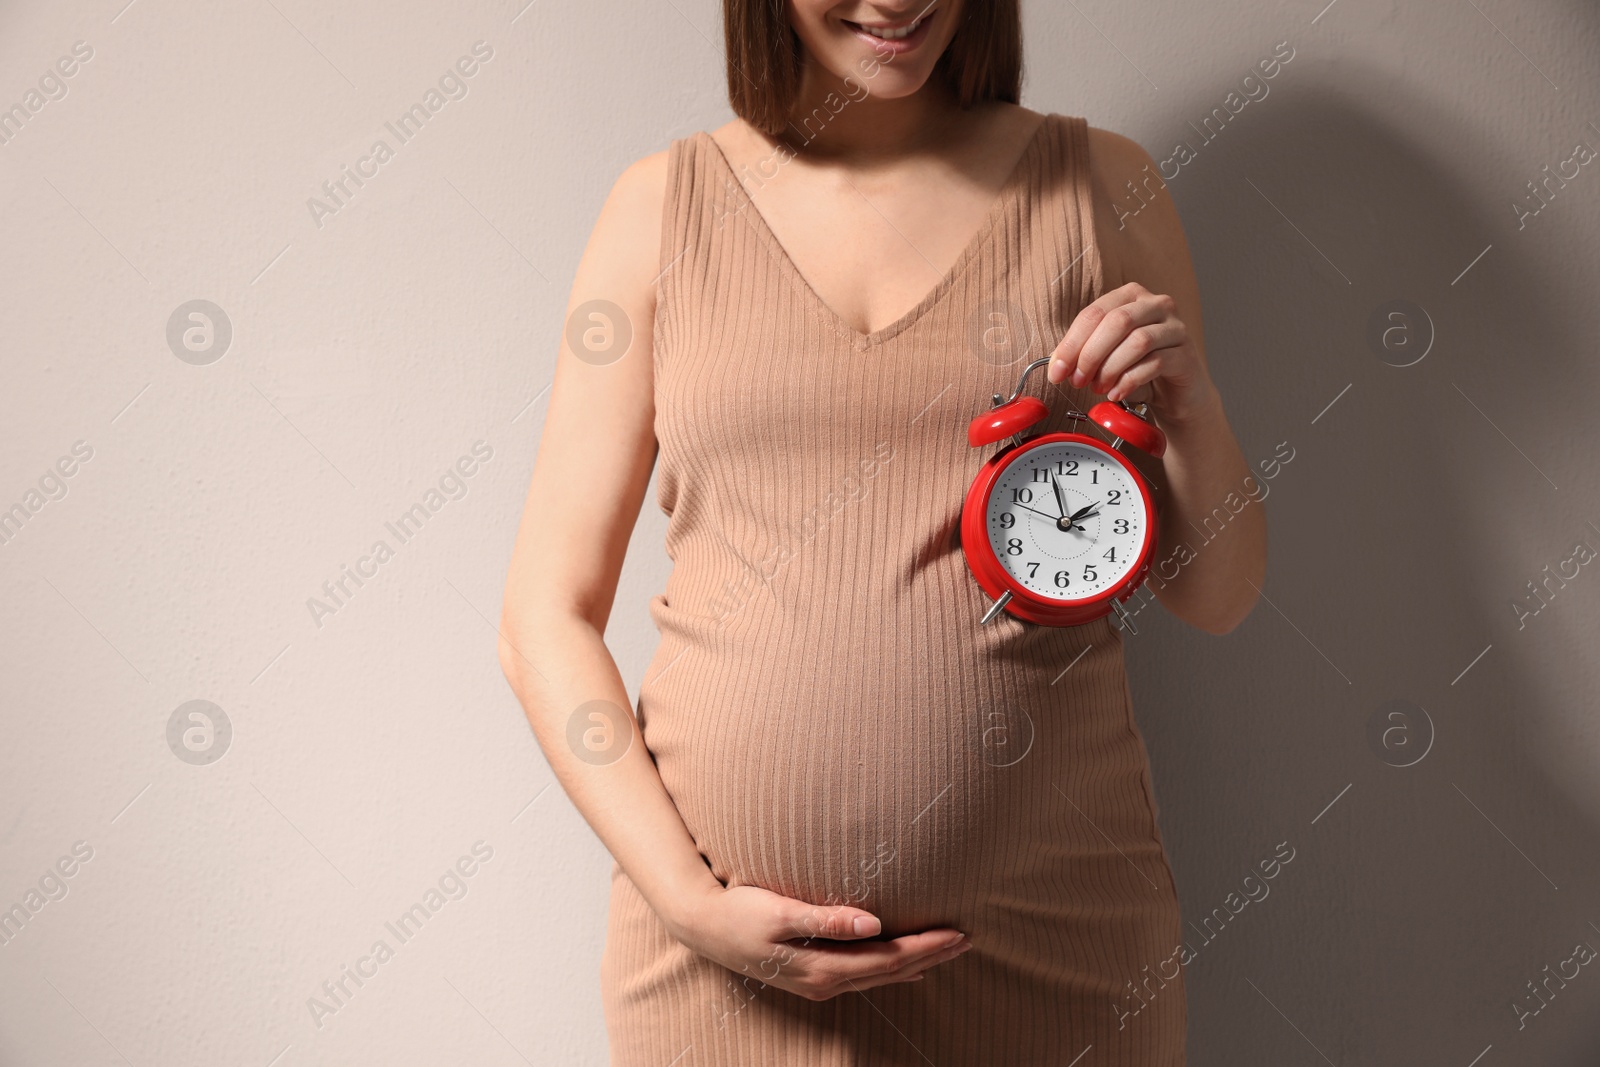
{"left": 2, "top": 0, "right": 1598, "bottom": 1063}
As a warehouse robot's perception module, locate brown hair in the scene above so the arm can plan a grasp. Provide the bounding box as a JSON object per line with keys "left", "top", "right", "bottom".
{"left": 724, "top": 0, "right": 1023, "bottom": 135}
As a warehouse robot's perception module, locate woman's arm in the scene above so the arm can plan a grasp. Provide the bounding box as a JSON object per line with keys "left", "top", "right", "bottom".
{"left": 1045, "top": 128, "right": 1266, "bottom": 635}
{"left": 498, "top": 151, "right": 968, "bottom": 1000}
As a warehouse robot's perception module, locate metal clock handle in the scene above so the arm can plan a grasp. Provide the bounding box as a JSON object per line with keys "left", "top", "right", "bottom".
{"left": 990, "top": 357, "right": 1088, "bottom": 440}
{"left": 990, "top": 357, "right": 1162, "bottom": 451}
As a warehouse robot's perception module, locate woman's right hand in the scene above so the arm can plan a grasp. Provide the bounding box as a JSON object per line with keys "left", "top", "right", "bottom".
{"left": 665, "top": 883, "right": 973, "bottom": 1002}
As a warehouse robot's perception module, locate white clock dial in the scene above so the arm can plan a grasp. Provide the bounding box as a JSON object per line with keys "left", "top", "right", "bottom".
{"left": 985, "top": 440, "right": 1147, "bottom": 602}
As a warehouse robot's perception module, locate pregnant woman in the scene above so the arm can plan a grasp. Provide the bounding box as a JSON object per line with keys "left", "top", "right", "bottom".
{"left": 499, "top": 1, "right": 1266, "bottom": 1063}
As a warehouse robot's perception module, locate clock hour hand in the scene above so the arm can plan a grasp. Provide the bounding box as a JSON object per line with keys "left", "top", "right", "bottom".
{"left": 1066, "top": 500, "right": 1101, "bottom": 530}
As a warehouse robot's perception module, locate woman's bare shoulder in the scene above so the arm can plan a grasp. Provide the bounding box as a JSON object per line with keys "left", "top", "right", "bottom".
{"left": 580, "top": 148, "right": 672, "bottom": 298}
{"left": 1083, "top": 125, "right": 1188, "bottom": 287}
{"left": 606, "top": 148, "right": 671, "bottom": 220}
{"left": 990, "top": 101, "right": 1049, "bottom": 123}
{"left": 969, "top": 101, "right": 1050, "bottom": 141}
{"left": 1086, "top": 125, "right": 1154, "bottom": 170}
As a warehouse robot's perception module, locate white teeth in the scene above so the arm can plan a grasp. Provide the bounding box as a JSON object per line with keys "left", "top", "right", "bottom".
{"left": 857, "top": 11, "right": 929, "bottom": 39}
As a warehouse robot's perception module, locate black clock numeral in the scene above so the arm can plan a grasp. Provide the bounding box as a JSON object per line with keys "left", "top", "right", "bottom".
{"left": 1011, "top": 487, "right": 1034, "bottom": 504}
{"left": 1006, "top": 538, "right": 1024, "bottom": 556}
{"left": 1083, "top": 565, "right": 1098, "bottom": 582}
{"left": 1113, "top": 518, "right": 1129, "bottom": 534}
{"left": 1031, "top": 467, "right": 1050, "bottom": 483}
{"left": 1103, "top": 547, "right": 1117, "bottom": 562}
{"left": 1058, "top": 460, "right": 1079, "bottom": 476}
{"left": 1091, "top": 469, "right": 1099, "bottom": 484}
{"left": 1027, "top": 562, "right": 1040, "bottom": 578}
{"left": 1054, "top": 570, "right": 1070, "bottom": 588}
{"left": 999, "top": 512, "right": 1016, "bottom": 529}
{"left": 1107, "top": 490, "right": 1122, "bottom": 506}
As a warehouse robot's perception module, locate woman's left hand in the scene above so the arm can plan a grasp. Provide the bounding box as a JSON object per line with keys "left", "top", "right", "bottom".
{"left": 1046, "top": 281, "right": 1218, "bottom": 425}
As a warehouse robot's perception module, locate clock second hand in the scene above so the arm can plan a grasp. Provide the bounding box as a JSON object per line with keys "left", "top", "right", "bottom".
{"left": 1011, "top": 501, "right": 1097, "bottom": 532}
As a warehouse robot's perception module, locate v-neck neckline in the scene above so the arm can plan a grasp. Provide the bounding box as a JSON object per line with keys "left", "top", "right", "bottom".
{"left": 700, "top": 114, "right": 1055, "bottom": 349}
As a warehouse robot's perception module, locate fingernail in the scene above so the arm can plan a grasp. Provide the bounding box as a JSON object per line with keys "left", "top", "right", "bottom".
{"left": 1070, "top": 370, "right": 1085, "bottom": 386}
{"left": 943, "top": 932, "right": 966, "bottom": 948}
{"left": 854, "top": 916, "right": 881, "bottom": 936}
{"left": 1048, "top": 359, "right": 1063, "bottom": 381}
{"left": 955, "top": 941, "right": 974, "bottom": 954}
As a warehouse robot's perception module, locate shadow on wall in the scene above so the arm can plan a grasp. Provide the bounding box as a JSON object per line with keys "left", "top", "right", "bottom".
{"left": 1120, "top": 70, "right": 1600, "bottom": 1065}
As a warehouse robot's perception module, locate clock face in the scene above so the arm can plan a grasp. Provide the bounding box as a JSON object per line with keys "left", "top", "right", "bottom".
{"left": 984, "top": 439, "right": 1148, "bottom": 603}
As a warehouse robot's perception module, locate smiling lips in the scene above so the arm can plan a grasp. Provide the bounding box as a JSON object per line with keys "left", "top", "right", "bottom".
{"left": 843, "top": 5, "right": 937, "bottom": 45}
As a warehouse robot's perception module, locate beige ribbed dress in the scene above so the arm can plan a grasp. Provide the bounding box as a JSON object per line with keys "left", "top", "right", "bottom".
{"left": 601, "top": 113, "right": 1187, "bottom": 1066}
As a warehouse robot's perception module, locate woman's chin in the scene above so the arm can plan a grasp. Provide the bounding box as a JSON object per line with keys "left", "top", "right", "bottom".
{"left": 812, "top": 61, "right": 932, "bottom": 100}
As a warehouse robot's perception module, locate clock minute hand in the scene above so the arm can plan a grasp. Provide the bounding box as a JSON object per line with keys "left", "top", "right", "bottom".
{"left": 1050, "top": 473, "right": 1069, "bottom": 518}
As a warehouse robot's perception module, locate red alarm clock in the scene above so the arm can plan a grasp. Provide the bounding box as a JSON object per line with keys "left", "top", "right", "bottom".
{"left": 960, "top": 356, "right": 1167, "bottom": 631}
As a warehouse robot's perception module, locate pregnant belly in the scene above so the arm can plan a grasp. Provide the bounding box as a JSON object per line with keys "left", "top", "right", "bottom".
{"left": 640, "top": 648, "right": 1147, "bottom": 936}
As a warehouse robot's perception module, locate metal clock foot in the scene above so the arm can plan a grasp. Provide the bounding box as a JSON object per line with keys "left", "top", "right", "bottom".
{"left": 981, "top": 590, "right": 1014, "bottom": 625}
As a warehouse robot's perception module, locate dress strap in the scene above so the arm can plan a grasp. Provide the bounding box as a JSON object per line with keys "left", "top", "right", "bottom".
{"left": 655, "top": 133, "right": 725, "bottom": 367}
{"left": 1029, "top": 113, "right": 1107, "bottom": 313}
